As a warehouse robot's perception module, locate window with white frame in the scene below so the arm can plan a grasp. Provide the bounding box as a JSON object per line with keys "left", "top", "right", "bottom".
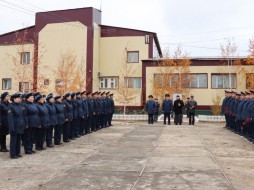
{"left": 100, "top": 77, "right": 118, "bottom": 89}
{"left": 19, "top": 82, "right": 29, "bottom": 92}
{"left": 246, "top": 73, "right": 254, "bottom": 89}
{"left": 125, "top": 77, "right": 142, "bottom": 88}
{"left": 212, "top": 74, "right": 236, "bottom": 89}
{"left": 2, "top": 78, "right": 12, "bottom": 90}
{"left": 185, "top": 74, "right": 208, "bottom": 88}
{"left": 21, "top": 52, "right": 30, "bottom": 64}
{"left": 127, "top": 51, "right": 139, "bottom": 63}
{"left": 55, "top": 79, "right": 65, "bottom": 87}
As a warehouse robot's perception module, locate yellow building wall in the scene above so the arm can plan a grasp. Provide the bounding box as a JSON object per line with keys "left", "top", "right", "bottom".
{"left": 0, "top": 44, "right": 34, "bottom": 93}
{"left": 99, "top": 36, "right": 149, "bottom": 106}
{"left": 92, "top": 23, "right": 101, "bottom": 91}
{"left": 146, "top": 65, "right": 254, "bottom": 106}
{"left": 38, "top": 21, "right": 87, "bottom": 94}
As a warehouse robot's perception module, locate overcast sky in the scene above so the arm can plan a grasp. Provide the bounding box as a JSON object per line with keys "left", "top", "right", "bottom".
{"left": 1, "top": 0, "right": 254, "bottom": 56}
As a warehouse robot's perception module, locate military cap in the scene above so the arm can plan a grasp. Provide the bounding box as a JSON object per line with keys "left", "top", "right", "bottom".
{"left": 64, "top": 93, "right": 71, "bottom": 98}
{"left": 76, "top": 92, "right": 81, "bottom": 96}
{"left": 110, "top": 93, "right": 114, "bottom": 96}
{"left": 176, "top": 95, "right": 180, "bottom": 97}
{"left": 148, "top": 95, "right": 153, "bottom": 98}
{"left": 191, "top": 95, "right": 194, "bottom": 98}
{"left": 250, "top": 90, "right": 254, "bottom": 94}
{"left": 86, "top": 92, "right": 91, "bottom": 95}
{"left": 224, "top": 90, "right": 229, "bottom": 93}
{"left": 54, "top": 95, "right": 62, "bottom": 100}
{"left": 106, "top": 91, "right": 110, "bottom": 95}
{"left": 21, "top": 93, "right": 27, "bottom": 99}
{"left": 25, "top": 93, "right": 34, "bottom": 99}
{"left": 71, "top": 92, "right": 76, "bottom": 98}
{"left": 98, "top": 92, "right": 101, "bottom": 95}
{"left": 46, "top": 94, "right": 54, "bottom": 101}
{"left": 11, "top": 93, "right": 21, "bottom": 99}
{"left": 240, "top": 91, "right": 246, "bottom": 95}
{"left": 81, "top": 91, "right": 86, "bottom": 95}
{"left": 236, "top": 92, "right": 241, "bottom": 96}
{"left": 1, "top": 92, "right": 9, "bottom": 100}
{"left": 101, "top": 91, "right": 105, "bottom": 95}
{"left": 35, "top": 94, "right": 43, "bottom": 101}
{"left": 34, "top": 92, "right": 41, "bottom": 97}
{"left": 165, "top": 94, "right": 170, "bottom": 97}
{"left": 245, "top": 91, "right": 251, "bottom": 95}
{"left": 42, "top": 95, "right": 46, "bottom": 98}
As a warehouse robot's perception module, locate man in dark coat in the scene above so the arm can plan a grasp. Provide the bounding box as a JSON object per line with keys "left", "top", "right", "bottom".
{"left": 162, "top": 94, "right": 173, "bottom": 125}
{"left": 109, "top": 94, "right": 115, "bottom": 126}
{"left": 0, "top": 92, "right": 11, "bottom": 152}
{"left": 54, "top": 96, "right": 65, "bottom": 145}
{"left": 46, "top": 94, "right": 58, "bottom": 147}
{"left": 62, "top": 93, "right": 73, "bottom": 143}
{"left": 173, "top": 95, "right": 184, "bottom": 125}
{"left": 186, "top": 95, "right": 197, "bottom": 125}
{"left": 145, "top": 95, "right": 156, "bottom": 124}
{"left": 23, "top": 93, "right": 40, "bottom": 154}
{"left": 9, "top": 93, "right": 27, "bottom": 159}
{"left": 154, "top": 99, "right": 160, "bottom": 123}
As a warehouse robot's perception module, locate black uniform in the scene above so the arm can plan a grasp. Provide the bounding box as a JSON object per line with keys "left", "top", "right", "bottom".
{"left": 0, "top": 100, "right": 11, "bottom": 152}
{"left": 186, "top": 99, "right": 197, "bottom": 125}
{"left": 54, "top": 97, "right": 65, "bottom": 145}
{"left": 173, "top": 99, "right": 184, "bottom": 125}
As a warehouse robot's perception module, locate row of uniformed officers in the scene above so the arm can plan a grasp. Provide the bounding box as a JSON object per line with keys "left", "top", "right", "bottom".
{"left": 222, "top": 90, "right": 254, "bottom": 142}
{"left": 0, "top": 91, "right": 115, "bottom": 159}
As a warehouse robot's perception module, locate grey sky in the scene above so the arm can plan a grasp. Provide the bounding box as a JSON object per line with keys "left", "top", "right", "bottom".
{"left": 0, "top": 0, "right": 254, "bottom": 56}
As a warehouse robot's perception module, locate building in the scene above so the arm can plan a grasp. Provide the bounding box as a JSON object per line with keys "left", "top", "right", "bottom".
{"left": 1, "top": 7, "right": 253, "bottom": 112}
{"left": 142, "top": 57, "right": 254, "bottom": 113}
{"left": 0, "top": 7, "right": 162, "bottom": 107}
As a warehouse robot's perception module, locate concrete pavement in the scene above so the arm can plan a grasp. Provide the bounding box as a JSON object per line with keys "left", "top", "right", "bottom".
{"left": 1, "top": 122, "right": 254, "bottom": 190}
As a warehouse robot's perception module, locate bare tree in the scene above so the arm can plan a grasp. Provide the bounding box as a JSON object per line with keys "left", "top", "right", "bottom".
{"left": 153, "top": 46, "right": 192, "bottom": 101}
{"left": 115, "top": 49, "right": 136, "bottom": 117}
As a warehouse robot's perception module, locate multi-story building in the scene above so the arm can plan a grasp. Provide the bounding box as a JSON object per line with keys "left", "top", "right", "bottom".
{"left": 0, "top": 7, "right": 162, "bottom": 107}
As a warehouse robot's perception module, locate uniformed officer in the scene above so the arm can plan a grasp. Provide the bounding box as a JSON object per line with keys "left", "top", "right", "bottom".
{"left": 241, "top": 91, "right": 251, "bottom": 137}
{"left": 0, "top": 92, "right": 11, "bottom": 152}
{"left": 109, "top": 93, "right": 115, "bottom": 126}
{"left": 154, "top": 98, "right": 160, "bottom": 123}
{"left": 76, "top": 92, "right": 84, "bottom": 136}
{"left": 105, "top": 91, "right": 111, "bottom": 127}
{"left": 145, "top": 95, "right": 156, "bottom": 124}
{"left": 54, "top": 96, "right": 65, "bottom": 145}
{"left": 62, "top": 93, "right": 73, "bottom": 143}
{"left": 221, "top": 90, "right": 231, "bottom": 128}
{"left": 46, "top": 94, "right": 57, "bottom": 147}
{"left": 186, "top": 95, "right": 197, "bottom": 125}
{"left": 71, "top": 92, "right": 78, "bottom": 139}
{"left": 81, "top": 91, "right": 89, "bottom": 134}
{"left": 173, "top": 95, "right": 184, "bottom": 125}
{"left": 162, "top": 94, "right": 173, "bottom": 125}
{"left": 96, "top": 92, "right": 102, "bottom": 130}
{"left": 91, "top": 92, "right": 99, "bottom": 131}
{"left": 235, "top": 92, "right": 246, "bottom": 134}
{"left": 9, "top": 93, "right": 27, "bottom": 159}
{"left": 23, "top": 93, "right": 40, "bottom": 154}
{"left": 100, "top": 92, "right": 107, "bottom": 128}
{"left": 35, "top": 94, "right": 50, "bottom": 150}
{"left": 86, "top": 92, "right": 94, "bottom": 133}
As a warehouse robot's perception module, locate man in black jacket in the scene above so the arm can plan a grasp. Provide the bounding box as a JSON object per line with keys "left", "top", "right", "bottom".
{"left": 173, "top": 95, "right": 184, "bottom": 125}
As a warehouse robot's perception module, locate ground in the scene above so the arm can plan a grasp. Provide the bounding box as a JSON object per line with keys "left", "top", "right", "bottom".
{"left": 1, "top": 121, "right": 254, "bottom": 190}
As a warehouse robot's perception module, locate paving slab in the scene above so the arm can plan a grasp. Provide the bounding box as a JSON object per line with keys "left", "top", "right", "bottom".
{"left": 0, "top": 121, "right": 254, "bottom": 190}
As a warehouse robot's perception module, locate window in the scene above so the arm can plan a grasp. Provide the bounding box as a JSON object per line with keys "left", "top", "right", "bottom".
{"left": 125, "top": 77, "right": 142, "bottom": 88}
{"left": 246, "top": 73, "right": 254, "bottom": 89}
{"left": 127, "top": 51, "right": 139, "bottom": 63}
{"left": 19, "top": 82, "right": 29, "bottom": 92}
{"left": 145, "top": 35, "right": 149, "bottom": 44}
{"left": 185, "top": 74, "right": 208, "bottom": 88}
{"left": 100, "top": 77, "right": 118, "bottom": 89}
{"left": 21, "top": 52, "right": 30, "bottom": 64}
{"left": 153, "top": 74, "right": 180, "bottom": 88}
{"left": 44, "top": 79, "right": 49, "bottom": 85}
{"left": 212, "top": 74, "right": 236, "bottom": 89}
{"left": 55, "top": 79, "right": 65, "bottom": 87}
{"left": 2, "top": 78, "right": 11, "bottom": 90}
